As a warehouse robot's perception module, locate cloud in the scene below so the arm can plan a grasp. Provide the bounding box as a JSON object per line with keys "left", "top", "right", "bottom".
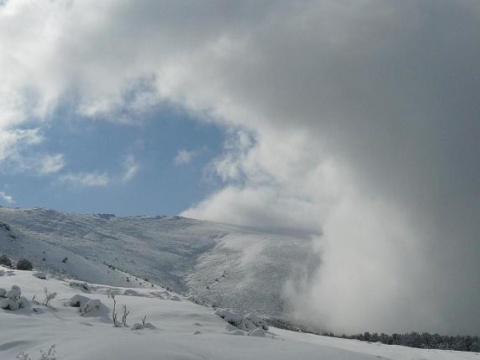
{"left": 174, "top": 149, "right": 197, "bottom": 166}
{"left": 0, "top": 150, "right": 65, "bottom": 177}
{"left": 0, "top": 128, "right": 62, "bottom": 177}
{"left": 121, "top": 153, "right": 140, "bottom": 182}
{"left": 1, "top": 0, "right": 479, "bottom": 335}
{"left": 0, "top": 128, "right": 43, "bottom": 163}
{"left": 37, "top": 154, "right": 66, "bottom": 175}
{"left": 57, "top": 153, "right": 138, "bottom": 187}
{"left": 183, "top": 1, "right": 480, "bottom": 335}
{"left": 0, "top": 191, "right": 15, "bottom": 204}
{"left": 59, "top": 172, "right": 111, "bottom": 187}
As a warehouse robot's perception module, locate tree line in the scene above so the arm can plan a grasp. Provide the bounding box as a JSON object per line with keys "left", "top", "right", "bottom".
{"left": 267, "top": 318, "right": 480, "bottom": 353}
{"left": 328, "top": 331, "right": 480, "bottom": 352}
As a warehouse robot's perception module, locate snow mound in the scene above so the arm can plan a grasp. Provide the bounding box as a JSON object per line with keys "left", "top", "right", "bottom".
{"left": 131, "top": 322, "right": 156, "bottom": 331}
{"left": 215, "top": 308, "right": 269, "bottom": 332}
{"left": 248, "top": 328, "right": 267, "bottom": 337}
{"left": 7, "top": 285, "right": 21, "bottom": 299}
{"left": 131, "top": 322, "right": 143, "bottom": 330}
{"left": 224, "top": 323, "right": 247, "bottom": 335}
{"left": 33, "top": 272, "right": 47, "bottom": 280}
{"left": 68, "top": 294, "right": 91, "bottom": 308}
{"left": 79, "top": 299, "right": 105, "bottom": 317}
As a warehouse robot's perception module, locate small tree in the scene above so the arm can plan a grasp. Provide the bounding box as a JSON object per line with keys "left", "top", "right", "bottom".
{"left": 0, "top": 254, "right": 12, "bottom": 268}
{"left": 16, "top": 259, "right": 33, "bottom": 271}
{"left": 122, "top": 304, "right": 130, "bottom": 326}
{"left": 108, "top": 291, "right": 121, "bottom": 327}
{"left": 43, "top": 287, "right": 57, "bottom": 308}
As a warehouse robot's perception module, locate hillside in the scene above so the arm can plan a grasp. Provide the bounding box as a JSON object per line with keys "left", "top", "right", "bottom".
{"left": 0, "top": 207, "right": 316, "bottom": 317}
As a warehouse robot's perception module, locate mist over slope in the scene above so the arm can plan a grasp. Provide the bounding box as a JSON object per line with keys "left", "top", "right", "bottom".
{"left": 0, "top": 206, "right": 316, "bottom": 317}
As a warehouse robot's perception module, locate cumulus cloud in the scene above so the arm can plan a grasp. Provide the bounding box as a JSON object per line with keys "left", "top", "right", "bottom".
{"left": 0, "top": 191, "right": 15, "bottom": 204}
{"left": 1, "top": 0, "right": 479, "bottom": 335}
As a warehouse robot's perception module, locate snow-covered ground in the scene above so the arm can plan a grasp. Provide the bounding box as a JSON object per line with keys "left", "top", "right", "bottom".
{"left": 1, "top": 267, "right": 478, "bottom": 360}
{"left": 1, "top": 207, "right": 479, "bottom": 358}
{"left": 0, "top": 207, "right": 317, "bottom": 316}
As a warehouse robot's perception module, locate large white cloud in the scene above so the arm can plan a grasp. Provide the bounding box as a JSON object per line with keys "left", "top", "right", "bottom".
{"left": 1, "top": 0, "right": 479, "bottom": 334}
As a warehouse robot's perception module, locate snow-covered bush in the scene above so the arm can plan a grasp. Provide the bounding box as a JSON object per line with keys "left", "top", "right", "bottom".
{"left": 79, "top": 299, "right": 102, "bottom": 317}
{"left": 245, "top": 313, "right": 269, "bottom": 331}
{"left": 43, "top": 288, "right": 57, "bottom": 307}
{"left": 215, "top": 309, "right": 269, "bottom": 332}
{"left": 68, "top": 294, "right": 91, "bottom": 308}
{"left": 0, "top": 254, "right": 12, "bottom": 268}
{"left": 143, "top": 322, "right": 156, "bottom": 329}
{"left": 33, "top": 272, "right": 47, "bottom": 280}
{"left": 131, "top": 322, "right": 144, "bottom": 330}
{"left": 0, "top": 285, "right": 29, "bottom": 310}
{"left": 131, "top": 316, "right": 156, "bottom": 330}
{"left": 67, "top": 295, "right": 106, "bottom": 318}
{"left": 7, "top": 285, "right": 21, "bottom": 299}
{"left": 32, "top": 288, "right": 57, "bottom": 309}
{"left": 131, "top": 321, "right": 156, "bottom": 330}
{"left": 69, "top": 281, "right": 90, "bottom": 292}
{"left": 108, "top": 292, "right": 130, "bottom": 327}
{"left": 16, "top": 259, "right": 33, "bottom": 271}
{"left": 17, "top": 344, "right": 56, "bottom": 360}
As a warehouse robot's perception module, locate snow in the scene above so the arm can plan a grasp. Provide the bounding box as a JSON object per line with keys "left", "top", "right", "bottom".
{"left": 67, "top": 294, "right": 90, "bottom": 308}
{"left": 0, "top": 208, "right": 479, "bottom": 358}
{"left": 215, "top": 308, "right": 269, "bottom": 331}
{"left": 0, "top": 207, "right": 316, "bottom": 316}
{"left": 1, "top": 267, "right": 479, "bottom": 360}
{"left": 0, "top": 284, "right": 29, "bottom": 311}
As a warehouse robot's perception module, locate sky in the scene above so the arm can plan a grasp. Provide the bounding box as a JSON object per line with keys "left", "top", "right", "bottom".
{"left": 0, "top": 101, "right": 224, "bottom": 215}
{"left": 1, "top": 0, "right": 479, "bottom": 335}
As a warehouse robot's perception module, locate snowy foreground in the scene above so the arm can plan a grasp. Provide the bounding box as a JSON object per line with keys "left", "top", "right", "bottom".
{"left": 1, "top": 267, "right": 478, "bottom": 360}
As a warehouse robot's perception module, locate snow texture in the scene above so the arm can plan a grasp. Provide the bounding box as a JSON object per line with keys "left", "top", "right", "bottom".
{"left": 1, "top": 267, "right": 478, "bottom": 360}
{"left": 0, "top": 207, "right": 316, "bottom": 317}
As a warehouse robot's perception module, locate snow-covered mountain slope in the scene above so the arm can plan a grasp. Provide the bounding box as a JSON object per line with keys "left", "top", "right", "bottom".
{"left": 1, "top": 267, "right": 477, "bottom": 360}
{"left": 0, "top": 207, "right": 317, "bottom": 317}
